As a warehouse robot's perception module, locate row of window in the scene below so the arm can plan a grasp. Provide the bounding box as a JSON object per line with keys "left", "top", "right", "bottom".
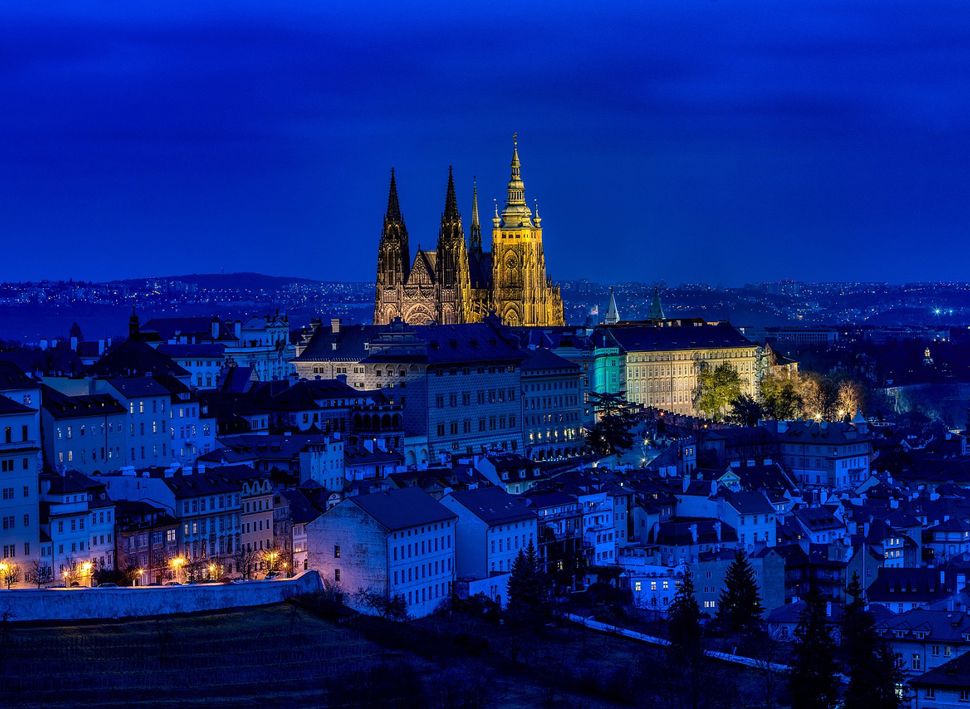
{"left": 392, "top": 557, "right": 452, "bottom": 585}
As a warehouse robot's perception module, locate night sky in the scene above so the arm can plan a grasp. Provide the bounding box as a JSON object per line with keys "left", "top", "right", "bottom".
{"left": 3, "top": 1, "right": 970, "bottom": 285}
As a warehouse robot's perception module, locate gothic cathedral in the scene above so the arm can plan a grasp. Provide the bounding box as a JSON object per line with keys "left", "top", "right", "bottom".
{"left": 373, "top": 136, "right": 564, "bottom": 327}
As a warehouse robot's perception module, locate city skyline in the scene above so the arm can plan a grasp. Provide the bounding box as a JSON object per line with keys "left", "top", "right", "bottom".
{"left": 4, "top": 1, "right": 970, "bottom": 285}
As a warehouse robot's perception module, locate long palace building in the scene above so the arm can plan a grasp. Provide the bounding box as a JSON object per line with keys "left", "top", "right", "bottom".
{"left": 373, "top": 135, "right": 564, "bottom": 327}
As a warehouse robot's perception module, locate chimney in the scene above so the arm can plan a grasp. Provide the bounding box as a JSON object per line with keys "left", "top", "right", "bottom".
{"left": 331, "top": 318, "right": 341, "bottom": 334}
{"left": 234, "top": 321, "right": 241, "bottom": 339}
{"left": 211, "top": 318, "right": 220, "bottom": 340}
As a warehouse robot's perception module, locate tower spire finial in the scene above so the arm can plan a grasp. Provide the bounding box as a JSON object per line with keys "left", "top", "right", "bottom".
{"left": 470, "top": 177, "right": 482, "bottom": 252}
{"left": 443, "top": 165, "right": 459, "bottom": 220}
{"left": 502, "top": 132, "right": 530, "bottom": 223}
{"left": 385, "top": 167, "right": 402, "bottom": 222}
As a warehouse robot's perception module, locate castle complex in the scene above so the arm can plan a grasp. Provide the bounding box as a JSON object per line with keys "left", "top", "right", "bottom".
{"left": 373, "top": 136, "right": 564, "bottom": 327}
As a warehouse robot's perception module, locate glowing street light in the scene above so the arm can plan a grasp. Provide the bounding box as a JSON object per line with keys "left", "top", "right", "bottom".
{"left": 169, "top": 556, "right": 187, "bottom": 583}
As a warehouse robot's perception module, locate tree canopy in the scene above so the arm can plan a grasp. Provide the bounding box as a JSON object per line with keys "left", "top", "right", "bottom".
{"left": 585, "top": 391, "right": 638, "bottom": 455}
{"left": 694, "top": 362, "right": 742, "bottom": 420}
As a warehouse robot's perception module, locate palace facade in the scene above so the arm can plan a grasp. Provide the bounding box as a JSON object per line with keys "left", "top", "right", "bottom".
{"left": 373, "top": 136, "right": 564, "bottom": 327}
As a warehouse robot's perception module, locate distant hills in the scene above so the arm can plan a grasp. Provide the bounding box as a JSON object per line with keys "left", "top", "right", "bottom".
{"left": 117, "top": 273, "right": 327, "bottom": 288}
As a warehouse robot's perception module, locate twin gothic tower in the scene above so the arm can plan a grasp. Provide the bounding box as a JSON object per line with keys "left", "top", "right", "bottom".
{"left": 373, "top": 136, "right": 564, "bottom": 327}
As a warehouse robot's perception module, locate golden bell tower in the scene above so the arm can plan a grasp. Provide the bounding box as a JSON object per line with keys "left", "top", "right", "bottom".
{"left": 490, "top": 134, "right": 564, "bottom": 326}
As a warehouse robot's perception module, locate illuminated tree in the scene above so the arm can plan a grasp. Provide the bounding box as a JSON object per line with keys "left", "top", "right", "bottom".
{"left": 759, "top": 372, "right": 803, "bottom": 420}
{"left": 694, "top": 362, "right": 742, "bottom": 420}
{"left": 0, "top": 561, "right": 20, "bottom": 589}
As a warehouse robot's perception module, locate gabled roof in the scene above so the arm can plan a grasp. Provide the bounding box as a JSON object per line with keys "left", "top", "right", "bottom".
{"left": 348, "top": 487, "right": 456, "bottom": 532}
{"left": 104, "top": 376, "right": 172, "bottom": 400}
{"left": 41, "top": 470, "right": 105, "bottom": 496}
{"left": 278, "top": 488, "right": 323, "bottom": 524}
{"left": 0, "top": 361, "right": 32, "bottom": 390}
{"left": 909, "top": 651, "right": 970, "bottom": 689}
{"left": 876, "top": 607, "right": 970, "bottom": 643}
{"left": 446, "top": 487, "right": 537, "bottom": 526}
{"left": 520, "top": 347, "right": 579, "bottom": 373}
{"left": 41, "top": 385, "right": 126, "bottom": 419}
{"left": 721, "top": 489, "right": 776, "bottom": 515}
{"left": 794, "top": 506, "right": 844, "bottom": 531}
{"left": 867, "top": 568, "right": 960, "bottom": 602}
{"left": 87, "top": 339, "right": 189, "bottom": 379}
{"left": 0, "top": 396, "right": 33, "bottom": 415}
{"left": 296, "top": 324, "right": 383, "bottom": 362}
{"left": 162, "top": 465, "right": 258, "bottom": 499}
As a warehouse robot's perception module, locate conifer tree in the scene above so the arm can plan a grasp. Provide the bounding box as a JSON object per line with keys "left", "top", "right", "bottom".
{"left": 842, "top": 572, "right": 901, "bottom": 709}
{"left": 668, "top": 566, "right": 703, "bottom": 664}
{"left": 716, "top": 550, "right": 764, "bottom": 634}
{"left": 789, "top": 585, "right": 839, "bottom": 709}
{"left": 507, "top": 540, "right": 544, "bottom": 622}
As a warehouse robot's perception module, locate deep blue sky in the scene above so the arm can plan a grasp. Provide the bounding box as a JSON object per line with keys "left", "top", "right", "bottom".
{"left": 3, "top": 1, "right": 970, "bottom": 285}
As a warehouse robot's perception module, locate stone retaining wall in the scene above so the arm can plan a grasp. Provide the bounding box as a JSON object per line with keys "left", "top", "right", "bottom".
{"left": 0, "top": 571, "right": 322, "bottom": 622}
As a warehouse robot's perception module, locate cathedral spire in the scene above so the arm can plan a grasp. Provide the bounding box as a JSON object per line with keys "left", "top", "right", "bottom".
{"left": 470, "top": 177, "right": 482, "bottom": 252}
{"left": 385, "top": 167, "right": 402, "bottom": 222}
{"left": 443, "top": 165, "right": 459, "bottom": 221}
{"left": 506, "top": 133, "right": 526, "bottom": 208}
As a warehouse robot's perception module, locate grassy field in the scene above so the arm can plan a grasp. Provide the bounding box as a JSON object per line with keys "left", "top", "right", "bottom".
{"left": 0, "top": 601, "right": 778, "bottom": 707}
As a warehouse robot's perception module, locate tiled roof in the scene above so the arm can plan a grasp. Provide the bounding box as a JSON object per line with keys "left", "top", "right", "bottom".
{"left": 604, "top": 322, "right": 753, "bottom": 353}
{"left": 0, "top": 396, "right": 33, "bottom": 415}
{"left": 348, "top": 487, "right": 456, "bottom": 532}
{"left": 0, "top": 361, "right": 32, "bottom": 390}
{"left": 909, "top": 652, "right": 970, "bottom": 689}
{"left": 445, "top": 487, "right": 537, "bottom": 526}
{"left": 87, "top": 339, "right": 189, "bottom": 379}
{"left": 521, "top": 348, "right": 579, "bottom": 373}
{"left": 867, "top": 568, "right": 960, "bottom": 602}
{"left": 41, "top": 385, "right": 126, "bottom": 419}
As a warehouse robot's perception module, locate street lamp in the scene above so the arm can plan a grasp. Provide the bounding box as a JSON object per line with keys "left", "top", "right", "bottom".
{"left": 169, "top": 556, "right": 186, "bottom": 583}
{"left": 134, "top": 568, "right": 146, "bottom": 587}
{"left": 264, "top": 550, "right": 279, "bottom": 576}
{"left": 80, "top": 561, "right": 93, "bottom": 587}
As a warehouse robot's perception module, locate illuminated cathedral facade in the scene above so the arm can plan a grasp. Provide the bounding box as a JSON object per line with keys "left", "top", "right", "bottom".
{"left": 373, "top": 136, "right": 564, "bottom": 327}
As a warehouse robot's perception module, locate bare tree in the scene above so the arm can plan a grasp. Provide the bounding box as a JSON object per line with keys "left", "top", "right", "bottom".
{"left": 27, "top": 560, "right": 52, "bottom": 589}
{"left": 354, "top": 588, "right": 408, "bottom": 620}
{"left": 233, "top": 547, "right": 260, "bottom": 580}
